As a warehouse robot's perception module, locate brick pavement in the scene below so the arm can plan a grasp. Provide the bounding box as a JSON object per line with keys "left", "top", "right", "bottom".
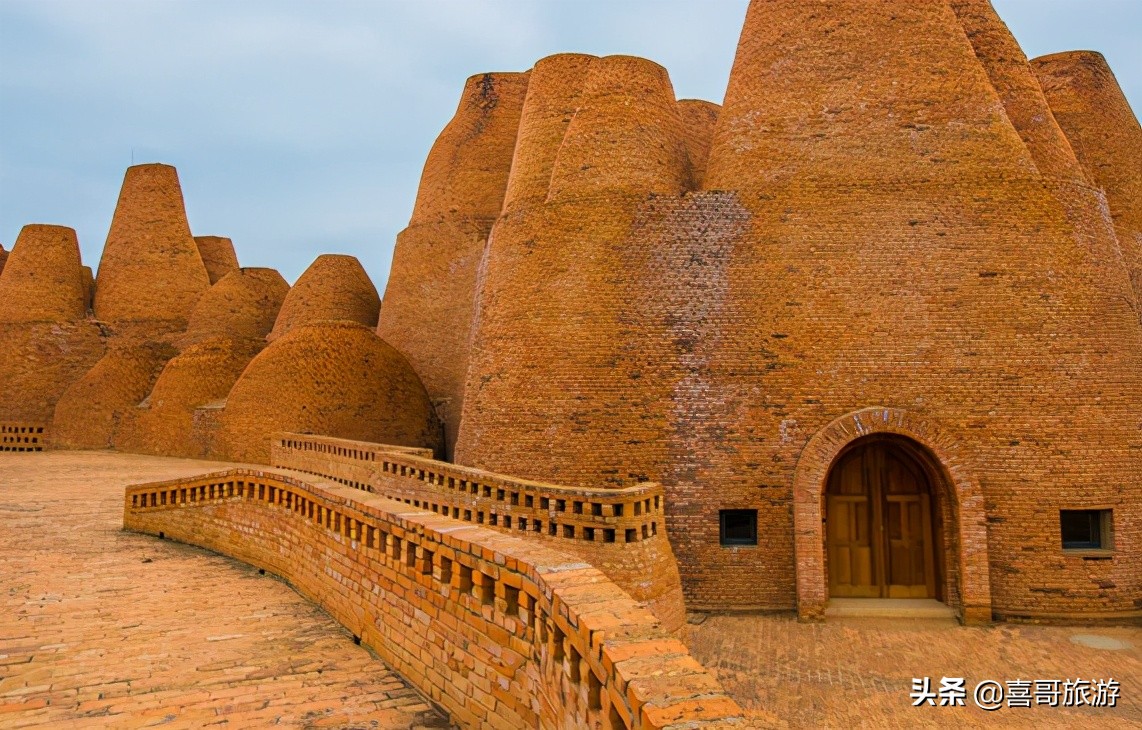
{"left": 687, "top": 612, "right": 1141, "bottom": 728}
{"left": 0, "top": 451, "right": 448, "bottom": 729}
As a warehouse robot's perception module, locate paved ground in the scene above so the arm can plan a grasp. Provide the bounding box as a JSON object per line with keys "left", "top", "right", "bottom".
{"left": 0, "top": 451, "right": 448, "bottom": 729}
{"left": 687, "top": 612, "right": 1141, "bottom": 728}
{"left": 4, "top": 451, "right": 1140, "bottom": 729}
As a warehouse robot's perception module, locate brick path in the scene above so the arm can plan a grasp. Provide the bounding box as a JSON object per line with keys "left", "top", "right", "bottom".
{"left": 0, "top": 451, "right": 448, "bottom": 729}
{"left": 5, "top": 450, "right": 1139, "bottom": 729}
{"left": 687, "top": 612, "right": 1141, "bottom": 728}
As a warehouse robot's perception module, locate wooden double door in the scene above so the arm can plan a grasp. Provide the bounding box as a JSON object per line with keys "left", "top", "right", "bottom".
{"left": 826, "top": 439, "right": 938, "bottom": 599}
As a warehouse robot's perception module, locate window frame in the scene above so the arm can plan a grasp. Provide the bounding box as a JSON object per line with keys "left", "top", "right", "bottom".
{"left": 719, "top": 508, "right": 758, "bottom": 547}
{"left": 1059, "top": 508, "right": 1114, "bottom": 552}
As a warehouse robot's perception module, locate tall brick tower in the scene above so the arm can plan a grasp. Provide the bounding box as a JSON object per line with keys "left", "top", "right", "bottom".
{"left": 1032, "top": 50, "right": 1142, "bottom": 314}
{"left": 450, "top": 0, "right": 1142, "bottom": 620}
{"left": 93, "top": 163, "right": 212, "bottom": 337}
{"left": 690, "top": 0, "right": 1142, "bottom": 616}
{"left": 378, "top": 71, "right": 529, "bottom": 457}
{"left": 454, "top": 53, "right": 714, "bottom": 486}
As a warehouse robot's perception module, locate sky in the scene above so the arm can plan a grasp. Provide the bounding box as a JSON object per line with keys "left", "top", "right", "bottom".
{"left": 1, "top": 0, "right": 1139, "bottom": 293}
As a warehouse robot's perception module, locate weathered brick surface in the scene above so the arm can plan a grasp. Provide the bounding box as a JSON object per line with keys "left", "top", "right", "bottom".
{"left": 1032, "top": 50, "right": 1142, "bottom": 315}
{"left": 217, "top": 322, "right": 442, "bottom": 464}
{"left": 0, "top": 451, "right": 445, "bottom": 729}
{"left": 122, "top": 464, "right": 743, "bottom": 729}
{"left": 688, "top": 613, "right": 1141, "bottom": 728}
{"left": 268, "top": 254, "right": 380, "bottom": 342}
{"left": 192, "top": 234, "right": 239, "bottom": 285}
{"left": 271, "top": 433, "right": 687, "bottom": 634}
{"left": 380, "top": 71, "right": 529, "bottom": 457}
{"left": 0, "top": 224, "right": 87, "bottom": 324}
{"left": 50, "top": 341, "right": 177, "bottom": 450}
{"left": 93, "top": 163, "right": 211, "bottom": 334}
{"left": 179, "top": 266, "right": 289, "bottom": 347}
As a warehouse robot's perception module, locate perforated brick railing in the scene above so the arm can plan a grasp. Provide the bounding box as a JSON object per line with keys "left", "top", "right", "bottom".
{"left": 123, "top": 469, "right": 742, "bottom": 729}
{"left": 272, "top": 433, "right": 667, "bottom": 546}
{"left": 0, "top": 422, "right": 47, "bottom": 452}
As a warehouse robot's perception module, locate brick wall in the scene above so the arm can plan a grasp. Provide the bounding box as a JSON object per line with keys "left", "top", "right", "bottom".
{"left": 271, "top": 433, "right": 687, "bottom": 633}
{"left": 0, "top": 422, "right": 47, "bottom": 452}
{"left": 122, "top": 469, "right": 742, "bottom": 729}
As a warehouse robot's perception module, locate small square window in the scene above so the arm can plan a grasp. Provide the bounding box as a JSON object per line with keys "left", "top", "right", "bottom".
{"left": 1060, "top": 509, "right": 1113, "bottom": 550}
{"left": 720, "top": 509, "right": 757, "bottom": 546}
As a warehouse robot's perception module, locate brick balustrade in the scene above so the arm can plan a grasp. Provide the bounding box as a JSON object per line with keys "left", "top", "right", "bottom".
{"left": 270, "top": 433, "right": 690, "bottom": 633}
{"left": 122, "top": 468, "right": 743, "bottom": 729}
{"left": 0, "top": 422, "right": 47, "bottom": 452}
{"left": 272, "top": 433, "right": 666, "bottom": 546}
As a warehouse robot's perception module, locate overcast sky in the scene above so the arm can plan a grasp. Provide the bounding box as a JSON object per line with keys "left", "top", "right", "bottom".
{"left": 1, "top": 1, "right": 1139, "bottom": 293}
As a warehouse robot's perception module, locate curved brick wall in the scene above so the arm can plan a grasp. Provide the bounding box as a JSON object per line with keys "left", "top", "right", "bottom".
{"left": 676, "top": 99, "right": 720, "bottom": 189}
{"left": 271, "top": 433, "right": 688, "bottom": 634}
{"left": 119, "top": 336, "right": 264, "bottom": 458}
{"left": 180, "top": 267, "right": 289, "bottom": 347}
{"left": 0, "top": 225, "right": 105, "bottom": 425}
{"left": 0, "top": 243, "right": 7, "bottom": 278}
{"left": 267, "top": 254, "right": 379, "bottom": 342}
{"left": 670, "top": 0, "right": 1142, "bottom": 614}
{"left": 379, "top": 72, "right": 528, "bottom": 456}
{"left": 0, "top": 224, "right": 87, "bottom": 323}
{"left": 0, "top": 322, "right": 105, "bottom": 424}
{"left": 500, "top": 53, "right": 597, "bottom": 211}
{"left": 546, "top": 55, "right": 691, "bottom": 200}
{"left": 193, "top": 235, "right": 239, "bottom": 285}
{"left": 51, "top": 341, "right": 177, "bottom": 450}
{"left": 407, "top": 71, "right": 530, "bottom": 227}
{"left": 93, "top": 164, "right": 211, "bottom": 332}
{"left": 948, "top": 0, "right": 1088, "bottom": 184}
{"left": 455, "top": 54, "right": 703, "bottom": 487}
{"left": 218, "top": 322, "right": 442, "bottom": 463}
{"left": 123, "top": 469, "right": 742, "bottom": 728}
{"left": 1032, "top": 50, "right": 1142, "bottom": 313}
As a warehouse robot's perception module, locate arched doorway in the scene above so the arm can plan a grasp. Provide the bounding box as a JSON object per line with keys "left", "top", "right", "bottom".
{"left": 825, "top": 437, "right": 943, "bottom": 599}
{"left": 792, "top": 408, "right": 992, "bottom": 624}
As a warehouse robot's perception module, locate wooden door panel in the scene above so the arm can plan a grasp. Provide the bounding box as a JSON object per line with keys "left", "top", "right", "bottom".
{"left": 828, "top": 441, "right": 939, "bottom": 600}
{"left": 885, "top": 495, "right": 928, "bottom": 595}
{"left": 827, "top": 495, "right": 877, "bottom": 597}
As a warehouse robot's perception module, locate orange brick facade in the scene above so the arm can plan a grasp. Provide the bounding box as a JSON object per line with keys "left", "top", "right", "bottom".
{"left": 122, "top": 469, "right": 742, "bottom": 728}
{"left": 1, "top": 2, "right": 1140, "bottom": 724}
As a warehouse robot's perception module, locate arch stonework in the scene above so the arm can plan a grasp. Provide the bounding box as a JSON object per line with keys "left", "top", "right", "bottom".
{"left": 792, "top": 407, "right": 992, "bottom": 624}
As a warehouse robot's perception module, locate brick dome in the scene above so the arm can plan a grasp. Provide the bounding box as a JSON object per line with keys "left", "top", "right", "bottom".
{"left": 267, "top": 255, "right": 379, "bottom": 342}
{"left": 181, "top": 267, "right": 289, "bottom": 348}
{"left": 217, "top": 322, "right": 442, "bottom": 463}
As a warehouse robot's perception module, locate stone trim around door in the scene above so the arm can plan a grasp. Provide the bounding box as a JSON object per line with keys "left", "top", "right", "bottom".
{"left": 792, "top": 407, "right": 992, "bottom": 625}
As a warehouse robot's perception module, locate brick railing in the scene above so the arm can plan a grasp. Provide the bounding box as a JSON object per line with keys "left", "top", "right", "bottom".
{"left": 272, "top": 433, "right": 666, "bottom": 546}
{"left": 0, "top": 422, "right": 47, "bottom": 452}
{"left": 123, "top": 469, "right": 742, "bottom": 729}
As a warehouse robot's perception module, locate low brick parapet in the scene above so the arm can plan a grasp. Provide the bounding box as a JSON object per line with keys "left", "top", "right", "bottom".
{"left": 0, "top": 422, "right": 48, "bottom": 452}
{"left": 270, "top": 434, "right": 690, "bottom": 633}
{"left": 123, "top": 468, "right": 743, "bottom": 729}
{"left": 271, "top": 433, "right": 666, "bottom": 544}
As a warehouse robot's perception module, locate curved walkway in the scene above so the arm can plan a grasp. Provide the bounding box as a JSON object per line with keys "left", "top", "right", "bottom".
{"left": 0, "top": 452, "right": 447, "bottom": 729}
